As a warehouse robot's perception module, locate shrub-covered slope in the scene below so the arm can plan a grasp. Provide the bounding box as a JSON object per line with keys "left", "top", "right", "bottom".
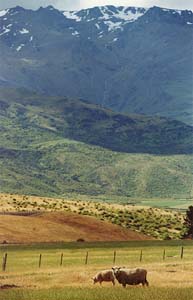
{"left": 0, "top": 88, "right": 193, "bottom": 200}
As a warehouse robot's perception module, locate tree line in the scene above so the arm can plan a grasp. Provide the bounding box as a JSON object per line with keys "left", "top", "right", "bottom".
{"left": 184, "top": 206, "right": 193, "bottom": 238}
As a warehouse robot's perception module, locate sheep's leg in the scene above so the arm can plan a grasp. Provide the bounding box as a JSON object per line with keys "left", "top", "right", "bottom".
{"left": 145, "top": 279, "right": 149, "bottom": 286}
{"left": 142, "top": 280, "right": 149, "bottom": 287}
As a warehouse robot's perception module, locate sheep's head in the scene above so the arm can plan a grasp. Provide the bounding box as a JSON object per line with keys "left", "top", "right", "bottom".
{"left": 112, "top": 266, "right": 121, "bottom": 275}
{"left": 92, "top": 277, "right": 97, "bottom": 284}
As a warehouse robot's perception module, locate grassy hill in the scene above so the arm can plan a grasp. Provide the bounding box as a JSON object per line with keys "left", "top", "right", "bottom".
{"left": 0, "top": 88, "right": 193, "bottom": 155}
{"left": 1, "top": 137, "right": 193, "bottom": 201}
{"left": 0, "top": 193, "right": 186, "bottom": 240}
{"left": 0, "top": 211, "right": 151, "bottom": 243}
{"left": 0, "top": 88, "right": 193, "bottom": 202}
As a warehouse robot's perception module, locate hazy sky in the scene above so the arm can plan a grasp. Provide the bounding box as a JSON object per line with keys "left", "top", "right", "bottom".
{"left": 0, "top": 0, "right": 193, "bottom": 11}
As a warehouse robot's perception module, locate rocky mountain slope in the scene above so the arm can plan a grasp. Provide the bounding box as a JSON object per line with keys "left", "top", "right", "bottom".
{"left": 0, "top": 5, "right": 192, "bottom": 124}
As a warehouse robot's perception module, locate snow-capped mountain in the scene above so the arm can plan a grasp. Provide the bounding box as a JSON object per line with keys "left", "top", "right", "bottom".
{"left": 0, "top": 5, "right": 192, "bottom": 48}
{"left": 63, "top": 6, "right": 148, "bottom": 32}
{"left": 0, "top": 5, "right": 192, "bottom": 124}
{"left": 0, "top": 5, "right": 148, "bottom": 48}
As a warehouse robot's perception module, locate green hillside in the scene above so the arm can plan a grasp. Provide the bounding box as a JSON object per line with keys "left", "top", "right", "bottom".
{"left": 1, "top": 137, "right": 193, "bottom": 201}
{"left": 0, "top": 88, "right": 193, "bottom": 154}
{"left": 0, "top": 88, "right": 193, "bottom": 203}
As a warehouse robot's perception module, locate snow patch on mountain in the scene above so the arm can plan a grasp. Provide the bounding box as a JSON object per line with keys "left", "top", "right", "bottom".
{"left": 20, "top": 28, "right": 29, "bottom": 34}
{"left": 98, "top": 6, "right": 148, "bottom": 31}
{"left": 62, "top": 6, "right": 147, "bottom": 31}
{"left": 72, "top": 30, "right": 79, "bottom": 36}
{"left": 0, "top": 9, "right": 9, "bottom": 17}
{"left": 99, "top": 6, "right": 147, "bottom": 22}
{"left": 105, "top": 20, "right": 122, "bottom": 31}
{"left": 95, "top": 23, "right": 100, "bottom": 30}
{"left": 0, "top": 26, "right": 11, "bottom": 36}
{"left": 162, "top": 8, "right": 182, "bottom": 15}
{"left": 16, "top": 44, "right": 25, "bottom": 51}
{"left": 63, "top": 11, "right": 81, "bottom": 22}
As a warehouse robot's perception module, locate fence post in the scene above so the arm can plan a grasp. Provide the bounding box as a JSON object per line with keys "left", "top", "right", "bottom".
{"left": 163, "top": 249, "right": 166, "bottom": 261}
{"left": 39, "top": 254, "right": 42, "bottom": 268}
{"left": 180, "top": 247, "right": 184, "bottom": 259}
{"left": 60, "top": 253, "right": 63, "bottom": 266}
{"left": 85, "top": 251, "right": 88, "bottom": 265}
{"left": 113, "top": 251, "right": 116, "bottom": 264}
{"left": 139, "top": 250, "right": 143, "bottom": 262}
{"left": 2, "top": 253, "right": 7, "bottom": 271}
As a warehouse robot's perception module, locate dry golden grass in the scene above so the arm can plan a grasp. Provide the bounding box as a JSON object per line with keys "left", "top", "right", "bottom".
{"left": 0, "top": 193, "right": 155, "bottom": 243}
{"left": 0, "top": 211, "right": 151, "bottom": 243}
{"left": 0, "top": 193, "right": 191, "bottom": 300}
{"left": 1, "top": 262, "right": 193, "bottom": 290}
{"left": 0, "top": 192, "right": 185, "bottom": 242}
{"left": 0, "top": 192, "right": 181, "bottom": 217}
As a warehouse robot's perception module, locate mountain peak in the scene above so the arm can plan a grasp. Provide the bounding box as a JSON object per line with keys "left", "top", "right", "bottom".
{"left": 9, "top": 6, "right": 25, "bottom": 13}
{"left": 0, "top": 5, "right": 192, "bottom": 126}
{"left": 142, "top": 6, "right": 193, "bottom": 25}
{"left": 46, "top": 5, "right": 55, "bottom": 10}
{"left": 62, "top": 5, "right": 148, "bottom": 32}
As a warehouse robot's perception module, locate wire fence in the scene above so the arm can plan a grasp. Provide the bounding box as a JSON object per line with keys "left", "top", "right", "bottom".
{"left": 1, "top": 246, "right": 189, "bottom": 272}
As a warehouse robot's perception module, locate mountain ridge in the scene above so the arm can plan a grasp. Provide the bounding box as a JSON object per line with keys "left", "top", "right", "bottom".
{"left": 1, "top": 87, "right": 193, "bottom": 155}
{"left": 0, "top": 5, "right": 192, "bottom": 124}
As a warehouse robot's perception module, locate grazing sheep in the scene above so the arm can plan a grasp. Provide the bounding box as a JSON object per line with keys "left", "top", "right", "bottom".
{"left": 112, "top": 267, "right": 149, "bottom": 288}
{"left": 92, "top": 269, "right": 115, "bottom": 285}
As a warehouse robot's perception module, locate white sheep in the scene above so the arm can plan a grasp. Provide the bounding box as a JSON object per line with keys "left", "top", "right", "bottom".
{"left": 112, "top": 267, "right": 149, "bottom": 288}
{"left": 92, "top": 269, "right": 115, "bottom": 285}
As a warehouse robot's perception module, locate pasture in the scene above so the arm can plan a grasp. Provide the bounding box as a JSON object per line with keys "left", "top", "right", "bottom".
{"left": 0, "top": 240, "right": 193, "bottom": 299}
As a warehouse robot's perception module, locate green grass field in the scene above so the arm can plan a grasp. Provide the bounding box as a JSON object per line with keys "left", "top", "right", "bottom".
{"left": 0, "top": 240, "right": 193, "bottom": 299}
{"left": 1, "top": 287, "right": 193, "bottom": 300}
{"left": 135, "top": 198, "right": 193, "bottom": 210}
